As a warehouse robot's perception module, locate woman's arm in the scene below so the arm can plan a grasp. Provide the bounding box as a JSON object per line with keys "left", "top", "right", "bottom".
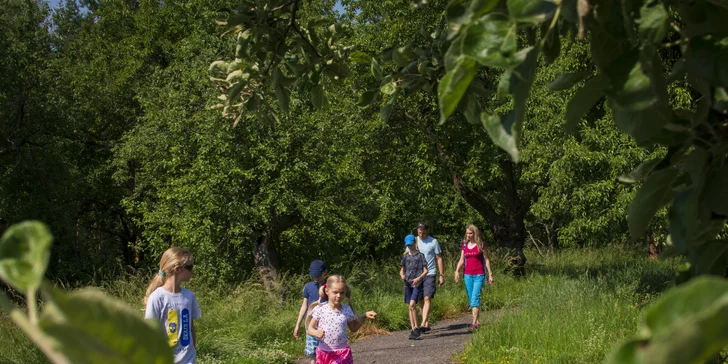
{"left": 484, "top": 250, "right": 494, "bottom": 284}
{"left": 293, "top": 298, "right": 309, "bottom": 338}
{"left": 454, "top": 250, "right": 465, "bottom": 283}
{"left": 307, "top": 317, "right": 325, "bottom": 339}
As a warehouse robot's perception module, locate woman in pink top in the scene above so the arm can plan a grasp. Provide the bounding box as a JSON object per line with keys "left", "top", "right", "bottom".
{"left": 454, "top": 224, "right": 494, "bottom": 331}
{"left": 307, "top": 275, "right": 377, "bottom": 364}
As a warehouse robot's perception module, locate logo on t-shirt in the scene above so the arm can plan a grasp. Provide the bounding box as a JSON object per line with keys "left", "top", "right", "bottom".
{"left": 167, "top": 309, "right": 179, "bottom": 347}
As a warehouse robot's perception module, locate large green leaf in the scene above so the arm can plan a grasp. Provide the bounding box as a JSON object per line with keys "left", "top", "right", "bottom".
{"left": 447, "top": 0, "right": 499, "bottom": 24}
{"left": 349, "top": 51, "right": 371, "bottom": 64}
{"left": 507, "top": 0, "right": 557, "bottom": 23}
{"left": 0, "top": 221, "right": 52, "bottom": 291}
{"left": 611, "top": 102, "right": 676, "bottom": 146}
{"left": 498, "top": 47, "right": 539, "bottom": 124}
{"left": 547, "top": 71, "right": 593, "bottom": 91}
{"left": 358, "top": 90, "right": 378, "bottom": 107}
{"left": 617, "top": 159, "right": 661, "bottom": 184}
{"left": 438, "top": 57, "right": 477, "bottom": 124}
{"left": 564, "top": 73, "right": 608, "bottom": 132}
{"left": 39, "top": 288, "right": 173, "bottom": 364}
{"left": 627, "top": 167, "right": 678, "bottom": 239}
{"left": 605, "top": 51, "right": 657, "bottom": 111}
{"left": 311, "top": 84, "right": 328, "bottom": 110}
{"left": 458, "top": 93, "right": 482, "bottom": 125}
{"left": 607, "top": 277, "right": 728, "bottom": 364}
{"left": 691, "top": 240, "right": 728, "bottom": 276}
{"left": 638, "top": 0, "right": 669, "bottom": 45}
{"left": 687, "top": 35, "right": 728, "bottom": 88}
{"left": 461, "top": 15, "right": 518, "bottom": 69}
{"left": 482, "top": 111, "right": 520, "bottom": 162}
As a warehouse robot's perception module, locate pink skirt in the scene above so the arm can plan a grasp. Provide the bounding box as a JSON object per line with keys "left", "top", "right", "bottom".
{"left": 316, "top": 346, "right": 353, "bottom": 364}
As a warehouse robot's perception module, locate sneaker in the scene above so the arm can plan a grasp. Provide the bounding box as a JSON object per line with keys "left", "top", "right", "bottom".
{"left": 412, "top": 327, "right": 422, "bottom": 340}
{"left": 467, "top": 324, "right": 474, "bottom": 333}
{"left": 408, "top": 329, "right": 416, "bottom": 340}
{"left": 473, "top": 323, "right": 480, "bottom": 330}
{"left": 420, "top": 326, "right": 431, "bottom": 334}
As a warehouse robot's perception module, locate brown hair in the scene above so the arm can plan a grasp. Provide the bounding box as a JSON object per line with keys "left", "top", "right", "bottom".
{"left": 464, "top": 224, "right": 484, "bottom": 251}
{"left": 142, "top": 247, "right": 194, "bottom": 305}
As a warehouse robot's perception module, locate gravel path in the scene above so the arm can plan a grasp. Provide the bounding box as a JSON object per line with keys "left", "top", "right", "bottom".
{"left": 297, "top": 310, "right": 505, "bottom": 364}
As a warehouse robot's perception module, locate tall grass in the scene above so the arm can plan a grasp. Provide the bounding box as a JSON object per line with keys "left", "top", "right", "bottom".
{"left": 459, "top": 248, "right": 680, "bottom": 364}
{"left": 0, "top": 247, "right": 679, "bottom": 364}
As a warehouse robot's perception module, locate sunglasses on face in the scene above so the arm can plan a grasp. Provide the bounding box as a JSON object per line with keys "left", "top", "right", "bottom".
{"left": 182, "top": 264, "right": 194, "bottom": 272}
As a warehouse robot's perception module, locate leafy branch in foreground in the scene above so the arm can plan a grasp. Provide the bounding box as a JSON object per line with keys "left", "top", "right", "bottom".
{"left": 0, "top": 221, "right": 172, "bottom": 364}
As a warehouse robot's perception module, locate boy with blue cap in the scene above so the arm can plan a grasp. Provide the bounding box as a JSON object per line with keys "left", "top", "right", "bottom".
{"left": 400, "top": 234, "right": 428, "bottom": 340}
{"left": 294, "top": 259, "right": 327, "bottom": 363}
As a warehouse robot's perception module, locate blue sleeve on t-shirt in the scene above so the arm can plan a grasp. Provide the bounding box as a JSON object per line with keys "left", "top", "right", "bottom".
{"left": 302, "top": 281, "right": 319, "bottom": 303}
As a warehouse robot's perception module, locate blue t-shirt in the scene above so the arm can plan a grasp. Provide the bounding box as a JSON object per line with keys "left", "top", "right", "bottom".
{"left": 417, "top": 236, "right": 442, "bottom": 276}
{"left": 303, "top": 281, "right": 321, "bottom": 305}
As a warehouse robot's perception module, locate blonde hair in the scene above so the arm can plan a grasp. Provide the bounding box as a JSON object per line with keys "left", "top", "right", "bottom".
{"left": 321, "top": 275, "right": 351, "bottom": 301}
{"left": 143, "top": 247, "right": 194, "bottom": 305}
{"left": 464, "top": 224, "right": 484, "bottom": 251}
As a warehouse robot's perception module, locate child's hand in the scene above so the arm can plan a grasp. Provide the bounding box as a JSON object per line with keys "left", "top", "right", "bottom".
{"left": 454, "top": 273, "right": 460, "bottom": 283}
{"left": 314, "top": 329, "right": 325, "bottom": 339}
{"left": 412, "top": 277, "right": 422, "bottom": 286}
{"left": 293, "top": 327, "right": 300, "bottom": 339}
{"left": 400, "top": 273, "right": 406, "bottom": 281}
{"left": 365, "top": 311, "right": 377, "bottom": 320}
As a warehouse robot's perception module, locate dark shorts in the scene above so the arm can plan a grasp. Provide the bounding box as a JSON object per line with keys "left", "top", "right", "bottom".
{"left": 423, "top": 275, "right": 437, "bottom": 299}
{"left": 404, "top": 283, "right": 424, "bottom": 304}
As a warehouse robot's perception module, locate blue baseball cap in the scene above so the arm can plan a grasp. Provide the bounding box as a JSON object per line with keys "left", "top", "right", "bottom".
{"left": 309, "top": 260, "right": 327, "bottom": 276}
{"left": 404, "top": 234, "right": 416, "bottom": 246}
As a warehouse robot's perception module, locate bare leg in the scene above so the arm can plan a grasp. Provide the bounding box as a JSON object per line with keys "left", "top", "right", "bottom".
{"left": 409, "top": 301, "right": 418, "bottom": 329}
{"left": 421, "top": 296, "right": 431, "bottom": 328}
{"left": 472, "top": 307, "right": 480, "bottom": 326}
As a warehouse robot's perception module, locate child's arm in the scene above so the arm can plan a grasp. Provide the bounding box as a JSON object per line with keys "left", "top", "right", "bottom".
{"left": 293, "top": 298, "right": 309, "bottom": 339}
{"left": 347, "top": 311, "right": 377, "bottom": 332}
{"left": 307, "top": 316, "right": 325, "bottom": 339}
{"left": 399, "top": 266, "right": 406, "bottom": 281}
{"left": 411, "top": 266, "right": 427, "bottom": 287}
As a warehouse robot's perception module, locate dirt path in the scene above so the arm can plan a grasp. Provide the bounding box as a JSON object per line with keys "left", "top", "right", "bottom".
{"left": 297, "top": 310, "right": 505, "bottom": 364}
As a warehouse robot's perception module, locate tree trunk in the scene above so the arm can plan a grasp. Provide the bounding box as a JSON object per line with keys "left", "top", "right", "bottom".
{"left": 449, "top": 158, "right": 527, "bottom": 276}
{"left": 253, "top": 213, "right": 301, "bottom": 293}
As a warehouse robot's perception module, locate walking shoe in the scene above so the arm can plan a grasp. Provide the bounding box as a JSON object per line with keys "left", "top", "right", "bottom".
{"left": 408, "top": 329, "right": 416, "bottom": 340}
{"left": 467, "top": 324, "right": 474, "bottom": 333}
{"left": 412, "top": 327, "right": 422, "bottom": 340}
{"left": 473, "top": 323, "right": 480, "bottom": 330}
{"left": 420, "top": 326, "right": 431, "bottom": 334}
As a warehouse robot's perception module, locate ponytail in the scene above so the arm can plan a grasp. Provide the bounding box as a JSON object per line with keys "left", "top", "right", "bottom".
{"left": 142, "top": 247, "right": 193, "bottom": 305}
{"left": 143, "top": 273, "right": 165, "bottom": 305}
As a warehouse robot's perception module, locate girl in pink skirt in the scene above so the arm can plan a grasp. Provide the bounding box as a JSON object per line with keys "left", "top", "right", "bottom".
{"left": 307, "top": 275, "right": 377, "bottom": 364}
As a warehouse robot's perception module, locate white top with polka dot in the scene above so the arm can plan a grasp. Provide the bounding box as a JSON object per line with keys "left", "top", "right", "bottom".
{"left": 310, "top": 303, "right": 357, "bottom": 351}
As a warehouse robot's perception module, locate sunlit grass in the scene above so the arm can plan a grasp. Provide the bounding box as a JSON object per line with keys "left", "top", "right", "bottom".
{"left": 0, "top": 246, "right": 679, "bottom": 363}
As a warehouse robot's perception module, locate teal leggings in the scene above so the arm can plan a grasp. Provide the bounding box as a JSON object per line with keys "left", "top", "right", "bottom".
{"left": 463, "top": 274, "right": 485, "bottom": 309}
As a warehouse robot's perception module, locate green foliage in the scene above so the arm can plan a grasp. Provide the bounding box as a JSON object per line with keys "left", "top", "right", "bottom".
{"left": 0, "top": 221, "right": 172, "bottom": 363}
{"left": 0, "top": 221, "right": 52, "bottom": 292}
{"left": 606, "top": 277, "right": 728, "bottom": 364}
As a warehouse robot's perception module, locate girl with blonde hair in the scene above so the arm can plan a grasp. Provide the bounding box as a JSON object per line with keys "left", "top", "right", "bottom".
{"left": 307, "top": 275, "right": 376, "bottom": 363}
{"left": 454, "top": 224, "right": 494, "bottom": 331}
{"left": 144, "top": 247, "right": 201, "bottom": 364}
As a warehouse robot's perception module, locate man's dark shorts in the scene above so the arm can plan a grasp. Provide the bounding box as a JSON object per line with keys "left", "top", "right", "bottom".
{"left": 423, "top": 275, "right": 437, "bottom": 299}
{"left": 404, "top": 283, "right": 424, "bottom": 304}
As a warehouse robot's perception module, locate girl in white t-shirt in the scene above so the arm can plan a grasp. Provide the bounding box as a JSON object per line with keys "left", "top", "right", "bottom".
{"left": 143, "top": 247, "right": 201, "bottom": 364}
{"left": 306, "top": 275, "right": 376, "bottom": 363}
